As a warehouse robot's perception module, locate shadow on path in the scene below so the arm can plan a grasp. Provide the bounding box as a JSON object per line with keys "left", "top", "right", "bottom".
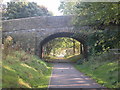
{"left": 48, "top": 63, "right": 105, "bottom": 89}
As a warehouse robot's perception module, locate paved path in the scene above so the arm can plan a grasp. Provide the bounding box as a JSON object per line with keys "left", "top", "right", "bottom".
{"left": 48, "top": 63, "right": 103, "bottom": 88}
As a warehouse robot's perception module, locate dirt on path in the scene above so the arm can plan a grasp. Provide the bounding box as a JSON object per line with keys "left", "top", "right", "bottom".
{"left": 48, "top": 63, "right": 104, "bottom": 88}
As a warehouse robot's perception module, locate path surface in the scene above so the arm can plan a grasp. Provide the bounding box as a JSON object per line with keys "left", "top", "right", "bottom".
{"left": 48, "top": 63, "right": 103, "bottom": 88}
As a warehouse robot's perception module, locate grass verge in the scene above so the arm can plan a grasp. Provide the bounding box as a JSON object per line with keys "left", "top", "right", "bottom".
{"left": 74, "top": 53, "right": 120, "bottom": 88}
{"left": 2, "top": 50, "right": 52, "bottom": 88}
{"left": 67, "top": 54, "right": 82, "bottom": 63}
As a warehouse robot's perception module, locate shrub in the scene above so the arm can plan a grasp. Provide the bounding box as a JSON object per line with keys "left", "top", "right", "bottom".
{"left": 3, "top": 36, "right": 13, "bottom": 58}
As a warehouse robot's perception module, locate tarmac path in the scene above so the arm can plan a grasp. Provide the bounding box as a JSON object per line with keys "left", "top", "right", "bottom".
{"left": 48, "top": 63, "right": 103, "bottom": 89}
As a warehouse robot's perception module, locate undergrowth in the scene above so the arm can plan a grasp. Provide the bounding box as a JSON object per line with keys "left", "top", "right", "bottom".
{"left": 67, "top": 54, "right": 82, "bottom": 63}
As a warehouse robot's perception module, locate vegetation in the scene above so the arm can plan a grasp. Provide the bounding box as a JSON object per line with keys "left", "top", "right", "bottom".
{"left": 88, "top": 29, "right": 120, "bottom": 56}
{"left": 43, "top": 37, "right": 81, "bottom": 59}
{"left": 59, "top": 1, "right": 120, "bottom": 26}
{"left": 58, "top": 1, "right": 76, "bottom": 15}
{"left": 59, "top": 1, "right": 120, "bottom": 57}
{"left": 1, "top": 0, "right": 120, "bottom": 88}
{"left": 66, "top": 54, "right": 82, "bottom": 63}
{"left": 75, "top": 52, "right": 119, "bottom": 88}
{"left": 59, "top": 0, "right": 120, "bottom": 88}
{"left": 2, "top": 2, "right": 52, "bottom": 20}
{"left": 59, "top": 0, "right": 120, "bottom": 58}
{"left": 2, "top": 36, "right": 52, "bottom": 88}
{"left": 2, "top": 51, "right": 52, "bottom": 88}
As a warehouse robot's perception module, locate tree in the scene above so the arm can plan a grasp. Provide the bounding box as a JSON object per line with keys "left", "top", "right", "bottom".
{"left": 59, "top": 1, "right": 120, "bottom": 55}
{"left": 58, "top": 1, "right": 76, "bottom": 15}
{"left": 74, "top": 2, "right": 120, "bottom": 26}
{"left": 43, "top": 37, "right": 80, "bottom": 57}
{"left": 59, "top": 1, "right": 120, "bottom": 25}
{"left": 2, "top": 2, "right": 53, "bottom": 20}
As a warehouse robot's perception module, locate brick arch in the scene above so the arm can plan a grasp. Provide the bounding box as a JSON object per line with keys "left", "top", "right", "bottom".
{"left": 2, "top": 15, "right": 92, "bottom": 59}
{"left": 38, "top": 32, "right": 88, "bottom": 59}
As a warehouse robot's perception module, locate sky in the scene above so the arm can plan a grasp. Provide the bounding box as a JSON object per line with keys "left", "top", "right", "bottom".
{"left": 2, "top": 0, "right": 63, "bottom": 16}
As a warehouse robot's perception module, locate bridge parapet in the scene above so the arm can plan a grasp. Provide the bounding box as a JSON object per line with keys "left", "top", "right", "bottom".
{"left": 2, "top": 16, "right": 73, "bottom": 32}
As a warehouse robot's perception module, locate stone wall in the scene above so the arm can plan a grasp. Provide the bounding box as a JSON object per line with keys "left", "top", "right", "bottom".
{"left": 2, "top": 15, "right": 88, "bottom": 58}
{"left": 2, "top": 16, "right": 73, "bottom": 32}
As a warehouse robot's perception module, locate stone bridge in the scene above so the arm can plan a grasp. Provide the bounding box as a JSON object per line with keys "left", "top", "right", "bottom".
{"left": 2, "top": 15, "right": 90, "bottom": 58}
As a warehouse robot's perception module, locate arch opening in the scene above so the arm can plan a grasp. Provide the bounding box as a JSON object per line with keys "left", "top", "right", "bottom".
{"left": 38, "top": 32, "right": 88, "bottom": 60}
{"left": 42, "top": 37, "right": 82, "bottom": 59}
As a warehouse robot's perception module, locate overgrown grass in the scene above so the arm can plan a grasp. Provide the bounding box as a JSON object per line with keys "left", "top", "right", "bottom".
{"left": 43, "top": 55, "right": 58, "bottom": 60}
{"left": 67, "top": 54, "right": 82, "bottom": 63}
{"left": 2, "top": 50, "right": 52, "bottom": 88}
{"left": 74, "top": 52, "right": 120, "bottom": 88}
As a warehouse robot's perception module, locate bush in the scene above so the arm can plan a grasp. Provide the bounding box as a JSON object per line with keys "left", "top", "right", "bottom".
{"left": 89, "top": 52, "right": 118, "bottom": 62}
{"left": 3, "top": 36, "right": 13, "bottom": 58}
{"left": 76, "top": 59, "right": 85, "bottom": 65}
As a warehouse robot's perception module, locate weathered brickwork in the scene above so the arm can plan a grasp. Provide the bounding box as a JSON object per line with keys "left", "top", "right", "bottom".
{"left": 2, "top": 16, "right": 89, "bottom": 58}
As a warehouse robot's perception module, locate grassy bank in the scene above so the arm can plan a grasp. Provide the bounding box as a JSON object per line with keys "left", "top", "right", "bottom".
{"left": 2, "top": 50, "right": 52, "bottom": 88}
{"left": 74, "top": 53, "right": 120, "bottom": 88}
{"left": 67, "top": 54, "right": 82, "bottom": 63}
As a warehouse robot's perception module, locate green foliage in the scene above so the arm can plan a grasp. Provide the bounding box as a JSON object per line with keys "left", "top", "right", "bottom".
{"left": 76, "top": 59, "right": 85, "bottom": 65}
{"left": 74, "top": 52, "right": 120, "bottom": 88}
{"left": 58, "top": 1, "right": 77, "bottom": 15}
{"left": 43, "top": 37, "right": 80, "bottom": 57}
{"left": 3, "top": 36, "right": 13, "bottom": 58}
{"left": 88, "top": 29, "right": 120, "bottom": 55}
{"left": 67, "top": 54, "right": 83, "bottom": 63}
{"left": 2, "top": 49, "right": 52, "bottom": 88}
{"left": 59, "top": 1, "right": 119, "bottom": 25}
{"left": 74, "top": 2, "right": 120, "bottom": 26}
{"left": 59, "top": 1, "right": 120, "bottom": 56}
{"left": 2, "top": 2, "right": 52, "bottom": 20}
